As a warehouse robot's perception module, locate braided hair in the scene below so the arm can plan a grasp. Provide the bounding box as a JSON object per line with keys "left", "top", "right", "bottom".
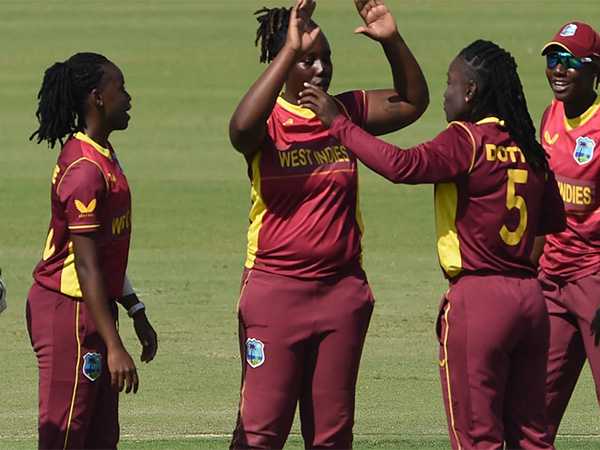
{"left": 459, "top": 40, "right": 548, "bottom": 171}
{"left": 30, "top": 52, "right": 110, "bottom": 149}
{"left": 254, "top": 7, "right": 291, "bottom": 63}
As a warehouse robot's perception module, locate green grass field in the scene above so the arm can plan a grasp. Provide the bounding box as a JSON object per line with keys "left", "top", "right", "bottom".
{"left": 1, "top": 1, "right": 599, "bottom": 448}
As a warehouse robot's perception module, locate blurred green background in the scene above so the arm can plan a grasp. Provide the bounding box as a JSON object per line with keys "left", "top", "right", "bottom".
{"left": 1, "top": 1, "right": 599, "bottom": 448}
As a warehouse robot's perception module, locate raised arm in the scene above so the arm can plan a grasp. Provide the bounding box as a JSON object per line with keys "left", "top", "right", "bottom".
{"left": 353, "top": 0, "right": 429, "bottom": 135}
{"left": 229, "top": 0, "right": 320, "bottom": 156}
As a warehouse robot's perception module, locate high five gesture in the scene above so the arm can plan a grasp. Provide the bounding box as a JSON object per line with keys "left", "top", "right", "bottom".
{"left": 286, "top": 0, "right": 320, "bottom": 54}
{"left": 354, "top": 0, "right": 399, "bottom": 42}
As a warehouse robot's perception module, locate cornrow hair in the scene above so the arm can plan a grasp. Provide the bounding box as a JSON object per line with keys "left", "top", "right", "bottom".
{"left": 459, "top": 40, "right": 548, "bottom": 171}
{"left": 254, "top": 7, "right": 291, "bottom": 63}
{"left": 30, "top": 52, "right": 110, "bottom": 149}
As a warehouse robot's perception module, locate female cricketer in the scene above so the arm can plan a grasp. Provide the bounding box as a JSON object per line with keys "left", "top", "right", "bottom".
{"left": 300, "top": 40, "right": 566, "bottom": 449}
{"left": 535, "top": 21, "right": 600, "bottom": 442}
{"left": 27, "top": 52, "right": 158, "bottom": 449}
{"left": 228, "top": 0, "right": 429, "bottom": 448}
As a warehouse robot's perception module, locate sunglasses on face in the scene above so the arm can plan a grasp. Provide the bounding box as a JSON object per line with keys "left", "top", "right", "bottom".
{"left": 546, "top": 51, "right": 593, "bottom": 70}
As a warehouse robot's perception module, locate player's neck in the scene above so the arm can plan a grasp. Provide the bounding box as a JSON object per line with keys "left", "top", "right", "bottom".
{"left": 83, "top": 125, "right": 110, "bottom": 148}
{"left": 563, "top": 91, "right": 597, "bottom": 119}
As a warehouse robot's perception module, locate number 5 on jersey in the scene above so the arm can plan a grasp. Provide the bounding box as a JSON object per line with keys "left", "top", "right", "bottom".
{"left": 500, "top": 169, "right": 528, "bottom": 246}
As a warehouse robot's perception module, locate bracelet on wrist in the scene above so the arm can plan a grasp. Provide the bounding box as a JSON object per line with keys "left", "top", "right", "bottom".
{"left": 127, "top": 301, "right": 145, "bottom": 318}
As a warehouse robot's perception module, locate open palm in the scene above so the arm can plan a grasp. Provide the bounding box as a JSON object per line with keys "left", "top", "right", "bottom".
{"left": 287, "top": 0, "right": 320, "bottom": 53}
{"left": 354, "top": 0, "right": 398, "bottom": 42}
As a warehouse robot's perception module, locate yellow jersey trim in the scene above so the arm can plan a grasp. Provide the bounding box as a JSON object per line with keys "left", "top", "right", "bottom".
{"left": 564, "top": 95, "right": 600, "bottom": 131}
{"left": 435, "top": 182, "right": 462, "bottom": 278}
{"left": 68, "top": 224, "right": 101, "bottom": 231}
{"left": 74, "top": 132, "right": 112, "bottom": 160}
{"left": 245, "top": 151, "right": 268, "bottom": 269}
{"left": 63, "top": 301, "right": 82, "bottom": 450}
{"left": 277, "top": 96, "right": 316, "bottom": 119}
{"left": 60, "top": 241, "right": 83, "bottom": 298}
{"left": 441, "top": 302, "right": 462, "bottom": 450}
{"left": 476, "top": 116, "right": 505, "bottom": 126}
{"left": 355, "top": 170, "right": 365, "bottom": 268}
{"left": 56, "top": 157, "right": 109, "bottom": 197}
{"left": 448, "top": 121, "right": 477, "bottom": 173}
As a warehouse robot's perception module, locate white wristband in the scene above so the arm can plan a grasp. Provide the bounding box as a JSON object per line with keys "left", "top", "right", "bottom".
{"left": 127, "top": 301, "right": 145, "bottom": 318}
{"left": 122, "top": 276, "right": 135, "bottom": 297}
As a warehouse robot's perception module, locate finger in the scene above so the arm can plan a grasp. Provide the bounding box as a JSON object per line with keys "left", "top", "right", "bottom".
{"left": 132, "top": 370, "right": 139, "bottom": 394}
{"left": 305, "top": 0, "right": 316, "bottom": 17}
{"left": 298, "top": 90, "right": 320, "bottom": 103}
{"left": 110, "top": 370, "right": 118, "bottom": 391}
{"left": 125, "top": 370, "right": 133, "bottom": 394}
{"left": 298, "top": 99, "right": 320, "bottom": 112}
{"left": 354, "top": 0, "right": 367, "bottom": 13}
{"left": 290, "top": 1, "right": 299, "bottom": 21}
{"left": 148, "top": 334, "right": 158, "bottom": 361}
{"left": 141, "top": 341, "right": 152, "bottom": 362}
{"left": 308, "top": 26, "right": 321, "bottom": 42}
{"left": 117, "top": 370, "right": 125, "bottom": 392}
{"left": 354, "top": 26, "right": 370, "bottom": 35}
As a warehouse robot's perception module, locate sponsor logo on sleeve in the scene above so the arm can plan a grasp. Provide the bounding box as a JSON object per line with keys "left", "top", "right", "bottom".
{"left": 82, "top": 352, "right": 102, "bottom": 381}
{"left": 245, "top": 338, "right": 265, "bottom": 368}
{"left": 573, "top": 136, "right": 596, "bottom": 165}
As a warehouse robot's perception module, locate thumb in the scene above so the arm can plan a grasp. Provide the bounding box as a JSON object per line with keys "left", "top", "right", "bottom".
{"left": 354, "top": 26, "right": 370, "bottom": 36}
{"left": 309, "top": 26, "right": 321, "bottom": 41}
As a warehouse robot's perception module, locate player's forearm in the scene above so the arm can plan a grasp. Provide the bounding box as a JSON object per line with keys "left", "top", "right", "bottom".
{"left": 79, "top": 270, "right": 124, "bottom": 351}
{"left": 72, "top": 236, "right": 124, "bottom": 352}
{"left": 229, "top": 46, "right": 300, "bottom": 154}
{"left": 330, "top": 115, "right": 420, "bottom": 183}
{"left": 381, "top": 33, "right": 429, "bottom": 119}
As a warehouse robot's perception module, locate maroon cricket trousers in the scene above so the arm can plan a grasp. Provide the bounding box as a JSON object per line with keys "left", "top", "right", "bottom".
{"left": 437, "top": 273, "right": 554, "bottom": 450}
{"left": 230, "top": 268, "right": 374, "bottom": 450}
{"left": 26, "top": 282, "right": 119, "bottom": 450}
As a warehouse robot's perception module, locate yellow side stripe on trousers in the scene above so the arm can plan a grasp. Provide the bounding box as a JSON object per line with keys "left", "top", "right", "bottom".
{"left": 63, "top": 302, "right": 82, "bottom": 450}
{"left": 443, "top": 303, "right": 462, "bottom": 450}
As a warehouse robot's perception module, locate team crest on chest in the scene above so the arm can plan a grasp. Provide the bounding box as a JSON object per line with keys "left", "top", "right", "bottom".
{"left": 82, "top": 352, "right": 102, "bottom": 381}
{"left": 573, "top": 136, "right": 596, "bottom": 165}
{"left": 245, "top": 338, "right": 265, "bottom": 368}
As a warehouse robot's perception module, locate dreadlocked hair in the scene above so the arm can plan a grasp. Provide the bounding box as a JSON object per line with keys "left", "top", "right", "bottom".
{"left": 30, "top": 52, "right": 110, "bottom": 149}
{"left": 254, "top": 7, "right": 291, "bottom": 63}
{"left": 459, "top": 40, "right": 548, "bottom": 171}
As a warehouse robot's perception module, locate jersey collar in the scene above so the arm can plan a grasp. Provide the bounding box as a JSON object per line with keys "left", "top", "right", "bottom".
{"left": 476, "top": 116, "right": 506, "bottom": 127}
{"left": 563, "top": 95, "right": 600, "bottom": 131}
{"left": 74, "top": 132, "right": 112, "bottom": 160}
{"left": 277, "top": 96, "right": 316, "bottom": 119}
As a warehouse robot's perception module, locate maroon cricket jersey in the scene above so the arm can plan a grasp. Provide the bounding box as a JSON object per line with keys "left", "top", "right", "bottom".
{"left": 329, "top": 116, "right": 565, "bottom": 279}
{"left": 244, "top": 92, "right": 368, "bottom": 278}
{"left": 33, "top": 132, "right": 131, "bottom": 300}
{"left": 539, "top": 96, "right": 600, "bottom": 281}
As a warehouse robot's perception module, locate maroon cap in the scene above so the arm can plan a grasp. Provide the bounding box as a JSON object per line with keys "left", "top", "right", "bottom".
{"left": 541, "top": 21, "right": 600, "bottom": 58}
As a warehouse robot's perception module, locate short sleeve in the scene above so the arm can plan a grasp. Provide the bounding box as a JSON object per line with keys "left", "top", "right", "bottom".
{"left": 334, "top": 91, "right": 368, "bottom": 128}
{"left": 56, "top": 159, "right": 107, "bottom": 234}
{"left": 537, "top": 170, "right": 566, "bottom": 235}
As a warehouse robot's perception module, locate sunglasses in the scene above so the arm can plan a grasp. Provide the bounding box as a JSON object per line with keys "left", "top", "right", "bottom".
{"left": 546, "top": 51, "right": 593, "bottom": 70}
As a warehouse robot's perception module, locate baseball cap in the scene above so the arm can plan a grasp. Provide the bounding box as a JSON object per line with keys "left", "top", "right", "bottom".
{"left": 541, "top": 22, "right": 600, "bottom": 58}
